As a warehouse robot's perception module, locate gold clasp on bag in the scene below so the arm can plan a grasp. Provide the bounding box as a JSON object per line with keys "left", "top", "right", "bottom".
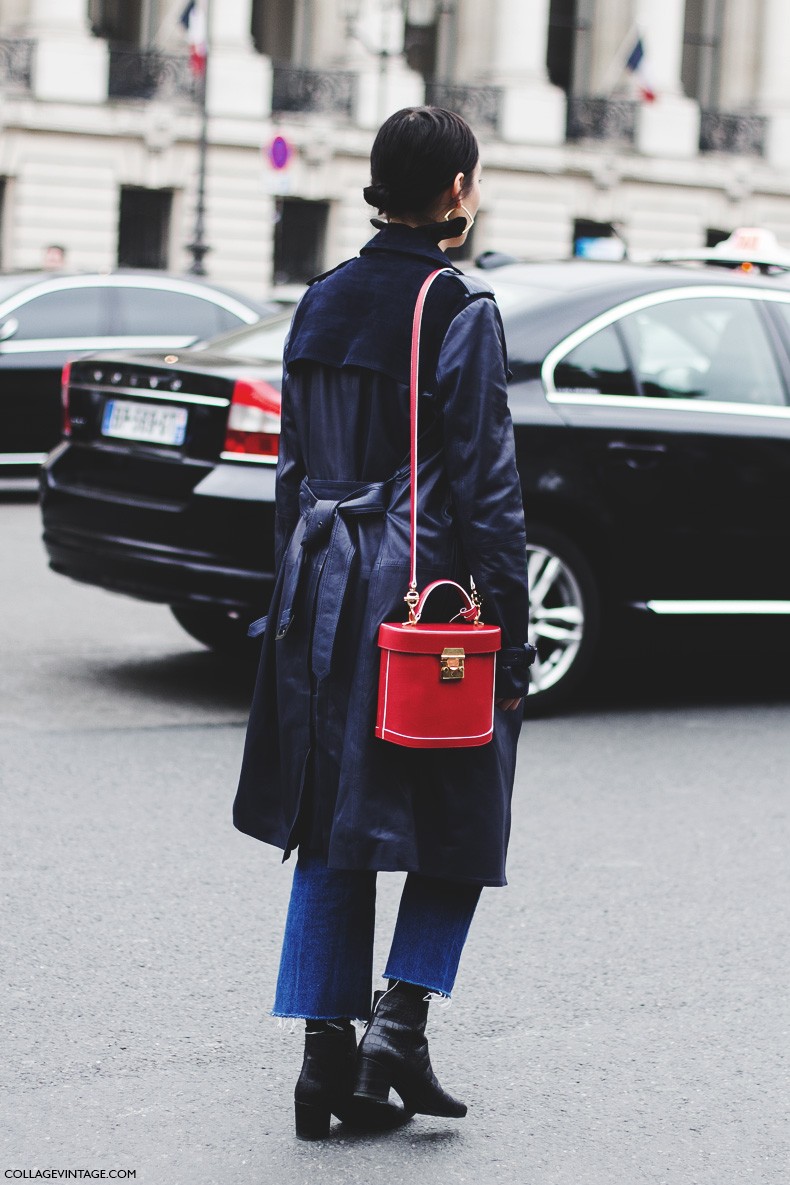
{"left": 440, "top": 647, "right": 465, "bottom": 681}
{"left": 404, "top": 587, "right": 420, "bottom": 626}
{"left": 470, "top": 575, "right": 484, "bottom": 626}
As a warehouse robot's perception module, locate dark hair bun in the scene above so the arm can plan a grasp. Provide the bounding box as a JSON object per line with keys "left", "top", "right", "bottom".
{"left": 362, "top": 182, "right": 391, "bottom": 211}
{"left": 363, "top": 107, "right": 478, "bottom": 218}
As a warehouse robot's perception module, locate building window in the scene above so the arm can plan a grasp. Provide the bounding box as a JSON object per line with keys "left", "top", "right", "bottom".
{"left": 89, "top": 0, "right": 141, "bottom": 45}
{"left": 273, "top": 198, "right": 328, "bottom": 285}
{"left": 546, "top": 0, "right": 593, "bottom": 96}
{"left": 547, "top": 0, "right": 576, "bottom": 93}
{"left": 682, "top": 0, "right": 724, "bottom": 108}
{"left": 117, "top": 187, "right": 172, "bottom": 270}
{"left": 89, "top": 0, "right": 162, "bottom": 47}
{"left": 572, "top": 218, "right": 626, "bottom": 260}
{"left": 706, "top": 227, "right": 730, "bottom": 248}
{"left": 0, "top": 179, "right": 5, "bottom": 271}
{"left": 251, "top": 0, "right": 296, "bottom": 60}
{"left": 404, "top": 17, "right": 439, "bottom": 82}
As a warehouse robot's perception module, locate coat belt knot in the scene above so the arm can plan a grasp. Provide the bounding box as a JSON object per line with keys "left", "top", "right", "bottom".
{"left": 278, "top": 477, "right": 394, "bottom": 679}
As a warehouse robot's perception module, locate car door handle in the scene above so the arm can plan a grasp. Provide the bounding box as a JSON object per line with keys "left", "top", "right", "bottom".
{"left": 606, "top": 441, "right": 668, "bottom": 469}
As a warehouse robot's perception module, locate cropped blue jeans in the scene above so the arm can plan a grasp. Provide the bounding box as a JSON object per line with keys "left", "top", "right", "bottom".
{"left": 273, "top": 851, "right": 482, "bottom": 1021}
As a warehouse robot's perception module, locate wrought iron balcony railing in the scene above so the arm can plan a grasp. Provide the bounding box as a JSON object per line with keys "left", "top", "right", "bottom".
{"left": 271, "top": 65, "right": 356, "bottom": 118}
{"left": 566, "top": 97, "right": 637, "bottom": 144}
{"left": 425, "top": 82, "right": 502, "bottom": 134}
{"left": 0, "top": 37, "right": 34, "bottom": 91}
{"left": 108, "top": 47, "right": 197, "bottom": 102}
{"left": 699, "top": 110, "right": 766, "bottom": 157}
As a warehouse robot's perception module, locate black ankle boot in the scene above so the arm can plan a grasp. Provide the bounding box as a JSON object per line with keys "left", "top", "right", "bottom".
{"left": 353, "top": 982, "right": 467, "bottom": 1118}
{"left": 294, "top": 1019, "right": 411, "bottom": 1139}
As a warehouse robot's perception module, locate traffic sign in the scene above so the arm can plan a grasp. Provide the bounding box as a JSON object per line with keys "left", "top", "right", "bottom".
{"left": 268, "top": 135, "right": 292, "bottom": 170}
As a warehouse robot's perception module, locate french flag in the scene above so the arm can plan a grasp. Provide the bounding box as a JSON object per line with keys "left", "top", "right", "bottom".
{"left": 625, "top": 36, "right": 656, "bottom": 103}
{"left": 180, "top": 0, "right": 207, "bottom": 76}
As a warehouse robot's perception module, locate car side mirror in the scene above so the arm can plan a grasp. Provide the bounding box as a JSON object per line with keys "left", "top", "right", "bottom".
{"left": 0, "top": 317, "right": 19, "bottom": 344}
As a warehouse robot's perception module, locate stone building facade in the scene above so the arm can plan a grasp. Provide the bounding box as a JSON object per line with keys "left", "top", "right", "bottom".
{"left": 1, "top": 0, "right": 790, "bottom": 299}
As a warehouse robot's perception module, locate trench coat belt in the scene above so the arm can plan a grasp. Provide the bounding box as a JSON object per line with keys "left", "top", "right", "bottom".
{"left": 276, "top": 476, "right": 394, "bottom": 681}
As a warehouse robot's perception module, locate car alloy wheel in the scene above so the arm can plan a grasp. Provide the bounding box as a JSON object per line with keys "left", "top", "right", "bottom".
{"left": 524, "top": 525, "right": 600, "bottom": 715}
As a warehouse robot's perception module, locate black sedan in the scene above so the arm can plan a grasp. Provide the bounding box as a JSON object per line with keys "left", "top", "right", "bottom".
{"left": 0, "top": 270, "right": 276, "bottom": 476}
{"left": 40, "top": 259, "right": 790, "bottom": 712}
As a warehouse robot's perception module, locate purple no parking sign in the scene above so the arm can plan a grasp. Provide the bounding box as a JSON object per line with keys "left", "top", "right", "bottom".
{"left": 268, "top": 135, "right": 292, "bottom": 171}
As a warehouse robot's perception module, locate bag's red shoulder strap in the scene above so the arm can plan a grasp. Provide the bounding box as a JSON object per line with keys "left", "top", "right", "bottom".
{"left": 408, "top": 268, "right": 452, "bottom": 604}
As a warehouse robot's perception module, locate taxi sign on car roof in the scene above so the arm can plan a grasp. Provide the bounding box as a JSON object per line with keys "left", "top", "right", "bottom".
{"left": 655, "top": 227, "right": 790, "bottom": 273}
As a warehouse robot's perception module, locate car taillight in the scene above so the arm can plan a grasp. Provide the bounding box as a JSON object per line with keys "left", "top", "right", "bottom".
{"left": 61, "top": 360, "right": 72, "bottom": 437}
{"left": 222, "top": 378, "right": 281, "bottom": 463}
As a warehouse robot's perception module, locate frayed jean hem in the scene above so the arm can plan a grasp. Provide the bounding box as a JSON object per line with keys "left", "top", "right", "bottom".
{"left": 381, "top": 972, "right": 451, "bottom": 1000}
{"left": 271, "top": 1009, "right": 370, "bottom": 1023}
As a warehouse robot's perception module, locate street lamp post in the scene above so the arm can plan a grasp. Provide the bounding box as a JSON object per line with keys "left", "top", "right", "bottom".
{"left": 187, "top": 0, "right": 211, "bottom": 276}
{"left": 342, "top": 0, "right": 408, "bottom": 122}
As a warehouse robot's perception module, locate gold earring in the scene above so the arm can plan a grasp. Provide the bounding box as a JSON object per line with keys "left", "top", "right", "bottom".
{"left": 443, "top": 205, "right": 475, "bottom": 233}
{"left": 459, "top": 203, "right": 475, "bottom": 231}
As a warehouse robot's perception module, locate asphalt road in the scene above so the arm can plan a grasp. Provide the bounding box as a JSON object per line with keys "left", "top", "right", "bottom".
{"left": 1, "top": 492, "right": 788, "bottom": 1185}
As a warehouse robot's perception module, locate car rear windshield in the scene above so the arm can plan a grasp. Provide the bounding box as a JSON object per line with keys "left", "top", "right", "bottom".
{"left": 196, "top": 314, "right": 293, "bottom": 362}
{"left": 485, "top": 280, "right": 559, "bottom": 314}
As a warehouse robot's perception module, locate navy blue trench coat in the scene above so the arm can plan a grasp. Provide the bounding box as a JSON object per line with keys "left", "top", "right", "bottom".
{"left": 233, "top": 224, "right": 531, "bottom": 886}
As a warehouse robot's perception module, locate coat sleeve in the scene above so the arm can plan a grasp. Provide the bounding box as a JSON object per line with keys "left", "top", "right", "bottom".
{"left": 274, "top": 369, "right": 306, "bottom": 569}
{"left": 435, "top": 296, "right": 532, "bottom": 699}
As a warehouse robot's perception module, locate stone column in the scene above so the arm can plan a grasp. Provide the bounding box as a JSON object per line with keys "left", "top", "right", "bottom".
{"left": 490, "top": 0, "right": 565, "bottom": 145}
{"left": 0, "top": 0, "right": 28, "bottom": 34}
{"left": 588, "top": 0, "right": 632, "bottom": 96}
{"left": 208, "top": 0, "right": 271, "bottom": 120}
{"left": 309, "top": 1, "right": 348, "bottom": 68}
{"left": 347, "top": 0, "right": 423, "bottom": 131}
{"left": 757, "top": 0, "right": 790, "bottom": 168}
{"left": 717, "top": 0, "right": 760, "bottom": 112}
{"left": 633, "top": 0, "right": 700, "bottom": 158}
{"left": 29, "top": 0, "right": 109, "bottom": 103}
{"left": 453, "top": 0, "right": 494, "bottom": 83}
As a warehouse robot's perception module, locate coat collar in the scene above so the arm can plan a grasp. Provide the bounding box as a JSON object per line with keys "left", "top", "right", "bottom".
{"left": 359, "top": 222, "right": 461, "bottom": 269}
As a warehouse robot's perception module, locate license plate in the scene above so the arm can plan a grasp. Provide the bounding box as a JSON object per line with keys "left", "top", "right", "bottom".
{"left": 101, "top": 399, "right": 188, "bottom": 447}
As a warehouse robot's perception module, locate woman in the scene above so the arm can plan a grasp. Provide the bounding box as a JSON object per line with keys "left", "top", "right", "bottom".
{"left": 234, "top": 107, "right": 533, "bottom": 1139}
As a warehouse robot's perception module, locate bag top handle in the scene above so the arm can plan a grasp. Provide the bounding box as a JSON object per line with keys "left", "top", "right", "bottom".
{"left": 412, "top": 579, "right": 479, "bottom": 624}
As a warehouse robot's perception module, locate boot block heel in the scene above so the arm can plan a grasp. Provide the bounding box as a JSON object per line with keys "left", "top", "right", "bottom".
{"left": 353, "top": 1055, "right": 392, "bottom": 1103}
{"left": 295, "top": 1098, "right": 331, "bottom": 1140}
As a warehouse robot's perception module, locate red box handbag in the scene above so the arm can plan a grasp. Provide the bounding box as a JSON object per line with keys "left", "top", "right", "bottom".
{"left": 375, "top": 269, "right": 501, "bottom": 749}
